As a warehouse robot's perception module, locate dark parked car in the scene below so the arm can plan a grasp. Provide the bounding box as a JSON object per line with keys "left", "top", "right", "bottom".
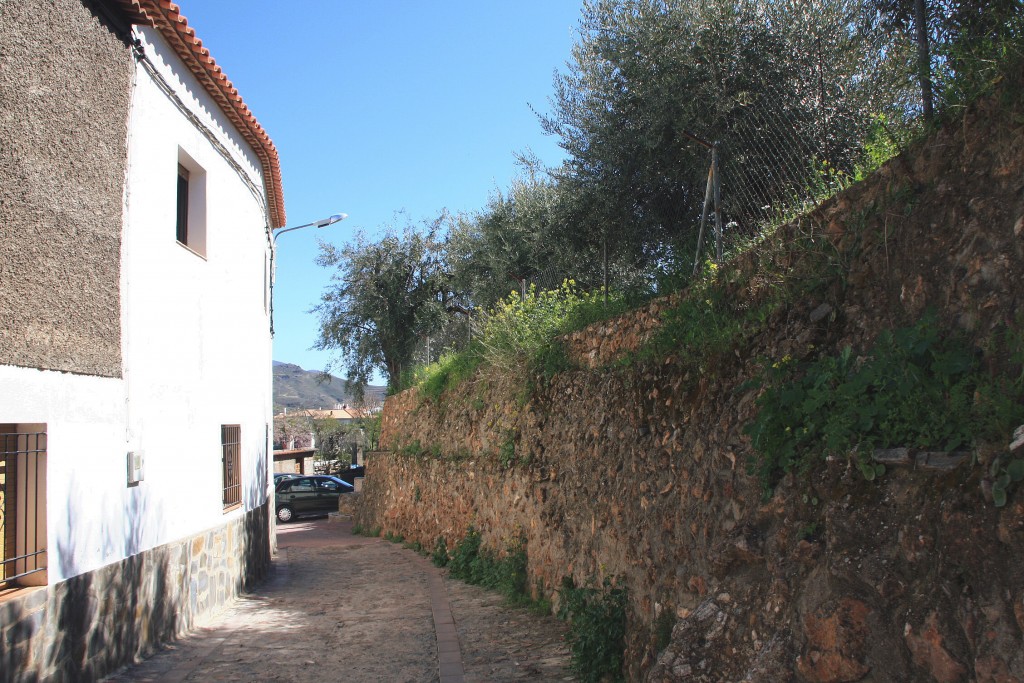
{"left": 273, "top": 472, "right": 300, "bottom": 484}
{"left": 274, "top": 475, "right": 353, "bottom": 523}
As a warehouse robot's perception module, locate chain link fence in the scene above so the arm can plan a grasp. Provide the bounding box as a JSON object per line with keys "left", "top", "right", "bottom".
{"left": 432, "top": 2, "right": 1022, "bottom": 361}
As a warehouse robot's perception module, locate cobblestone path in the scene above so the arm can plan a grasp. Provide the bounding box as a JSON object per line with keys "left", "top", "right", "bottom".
{"left": 102, "top": 517, "right": 573, "bottom": 683}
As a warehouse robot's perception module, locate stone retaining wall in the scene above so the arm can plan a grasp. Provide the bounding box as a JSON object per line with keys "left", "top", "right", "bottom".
{"left": 0, "top": 504, "right": 270, "bottom": 683}
{"left": 359, "top": 80, "right": 1024, "bottom": 682}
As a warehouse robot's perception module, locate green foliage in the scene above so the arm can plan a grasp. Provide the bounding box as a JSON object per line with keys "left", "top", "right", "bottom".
{"left": 311, "top": 417, "right": 365, "bottom": 466}
{"left": 447, "top": 526, "right": 484, "bottom": 579}
{"left": 448, "top": 171, "right": 593, "bottom": 311}
{"left": 313, "top": 212, "right": 454, "bottom": 394}
{"left": 478, "top": 281, "right": 617, "bottom": 372}
{"left": 557, "top": 576, "right": 627, "bottom": 683}
{"left": 534, "top": 340, "right": 573, "bottom": 387}
{"left": 654, "top": 608, "right": 676, "bottom": 653}
{"left": 412, "top": 346, "right": 485, "bottom": 401}
{"left": 745, "top": 315, "right": 1024, "bottom": 494}
{"left": 402, "top": 280, "right": 626, "bottom": 397}
{"left": 353, "top": 525, "right": 381, "bottom": 538}
{"left": 498, "top": 433, "right": 517, "bottom": 468}
{"left": 432, "top": 537, "right": 449, "bottom": 567}
{"left": 398, "top": 439, "right": 422, "bottom": 457}
{"left": 989, "top": 455, "right": 1024, "bottom": 508}
{"left": 647, "top": 264, "right": 776, "bottom": 370}
{"left": 974, "top": 321, "right": 1024, "bottom": 439}
{"left": 542, "top": 0, "right": 910, "bottom": 272}
{"left": 358, "top": 412, "right": 382, "bottom": 452}
{"left": 448, "top": 527, "right": 531, "bottom": 605}
{"left": 383, "top": 531, "right": 405, "bottom": 544}
{"left": 854, "top": 114, "right": 913, "bottom": 180}
{"left": 872, "top": 0, "right": 1024, "bottom": 115}
{"left": 797, "top": 522, "right": 822, "bottom": 542}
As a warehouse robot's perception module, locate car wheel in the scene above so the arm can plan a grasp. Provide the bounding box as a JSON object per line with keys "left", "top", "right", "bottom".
{"left": 276, "top": 505, "right": 294, "bottom": 523}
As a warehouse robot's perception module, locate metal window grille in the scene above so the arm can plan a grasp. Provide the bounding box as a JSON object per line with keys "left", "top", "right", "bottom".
{"left": 221, "top": 425, "right": 241, "bottom": 508}
{"left": 1, "top": 431, "right": 47, "bottom": 587}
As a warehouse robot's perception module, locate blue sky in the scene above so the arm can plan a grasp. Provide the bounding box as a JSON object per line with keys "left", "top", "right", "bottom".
{"left": 179, "top": 1, "right": 584, "bottom": 383}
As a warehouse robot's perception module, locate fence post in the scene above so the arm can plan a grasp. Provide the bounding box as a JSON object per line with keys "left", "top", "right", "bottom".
{"left": 603, "top": 236, "right": 608, "bottom": 306}
{"left": 713, "top": 144, "right": 723, "bottom": 263}
{"left": 692, "top": 154, "right": 715, "bottom": 276}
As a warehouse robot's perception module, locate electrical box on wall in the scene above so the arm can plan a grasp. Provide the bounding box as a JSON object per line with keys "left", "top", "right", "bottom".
{"left": 127, "top": 450, "right": 144, "bottom": 486}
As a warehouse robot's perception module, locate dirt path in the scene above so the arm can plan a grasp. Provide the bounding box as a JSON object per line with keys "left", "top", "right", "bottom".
{"left": 102, "top": 517, "right": 573, "bottom": 683}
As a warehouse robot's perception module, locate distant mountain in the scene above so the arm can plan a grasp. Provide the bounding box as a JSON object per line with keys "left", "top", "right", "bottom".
{"left": 273, "top": 362, "right": 386, "bottom": 411}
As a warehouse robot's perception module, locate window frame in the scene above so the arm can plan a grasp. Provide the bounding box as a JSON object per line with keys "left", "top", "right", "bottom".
{"left": 221, "top": 424, "right": 241, "bottom": 511}
{"left": 176, "top": 149, "right": 207, "bottom": 258}
{"left": 1, "top": 424, "right": 48, "bottom": 590}
{"left": 175, "top": 163, "right": 190, "bottom": 244}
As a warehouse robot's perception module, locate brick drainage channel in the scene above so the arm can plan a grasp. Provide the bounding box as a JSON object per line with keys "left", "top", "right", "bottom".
{"left": 102, "top": 516, "right": 572, "bottom": 682}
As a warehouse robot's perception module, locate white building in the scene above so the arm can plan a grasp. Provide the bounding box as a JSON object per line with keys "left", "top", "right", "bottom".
{"left": 0, "top": 1, "right": 285, "bottom": 679}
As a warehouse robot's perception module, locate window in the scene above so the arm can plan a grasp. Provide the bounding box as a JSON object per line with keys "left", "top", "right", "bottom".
{"left": 176, "top": 149, "right": 207, "bottom": 256}
{"left": 279, "top": 478, "right": 314, "bottom": 494}
{"left": 176, "top": 164, "right": 190, "bottom": 243}
{"left": 221, "top": 424, "right": 241, "bottom": 510}
{"left": 1, "top": 424, "right": 47, "bottom": 589}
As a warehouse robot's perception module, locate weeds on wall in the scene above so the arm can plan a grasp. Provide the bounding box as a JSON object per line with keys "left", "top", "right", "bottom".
{"left": 557, "top": 576, "right": 627, "bottom": 683}
{"left": 498, "top": 433, "right": 518, "bottom": 468}
{"left": 642, "top": 220, "right": 843, "bottom": 375}
{"left": 399, "top": 281, "right": 629, "bottom": 399}
{"left": 443, "top": 527, "right": 531, "bottom": 606}
{"left": 745, "top": 313, "right": 1024, "bottom": 499}
{"left": 409, "top": 345, "right": 485, "bottom": 402}
{"left": 431, "top": 537, "right": 449, "bottom": 567}
{"left": 383, "top": 530, "right": 405, "bottom": 544}
{"left": 654, "top": 607, "right": 676, "bottom": 654}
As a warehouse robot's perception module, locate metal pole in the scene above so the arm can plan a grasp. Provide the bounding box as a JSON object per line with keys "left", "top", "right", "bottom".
{"left": 713, "top": 145, "right": 723, "bottom": 263}
{"left": 603, "top": 236, "right": 608, "bottom": 306}
{"left": 692, "top": 159, "right": 715, "bottom": 277}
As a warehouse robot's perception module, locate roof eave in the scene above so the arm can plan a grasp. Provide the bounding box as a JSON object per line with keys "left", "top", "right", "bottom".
{"left": 115, "top": 0, "right": 286, "bottom": 228}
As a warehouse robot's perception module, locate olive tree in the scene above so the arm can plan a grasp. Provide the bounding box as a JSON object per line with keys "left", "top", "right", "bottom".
{"left": 313, "top": 213, "right": 454, "bottom": 392}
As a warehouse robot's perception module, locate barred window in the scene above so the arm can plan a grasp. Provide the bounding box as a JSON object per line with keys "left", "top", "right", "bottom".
{"left": 1, "top": 425, "right": 47, "bottom": 589}
{"left": 221, "top": 425, "right": 241, "bottom": 510}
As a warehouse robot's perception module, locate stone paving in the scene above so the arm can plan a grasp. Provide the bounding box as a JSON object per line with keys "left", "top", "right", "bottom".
{"left": 102, "top": 517, "right": 573, "bottom": 683}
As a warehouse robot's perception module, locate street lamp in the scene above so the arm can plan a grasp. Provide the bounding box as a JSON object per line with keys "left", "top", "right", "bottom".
{"left": 269, "top": 213, "right": 348, "bottom": 337}
{"left": 272, "top": 213, "right": 348, "bottom": 243}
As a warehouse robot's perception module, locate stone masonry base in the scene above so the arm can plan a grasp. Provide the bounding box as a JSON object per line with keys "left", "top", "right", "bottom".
{"left": 0, "top": 503, "right": 270, "bottom": 683}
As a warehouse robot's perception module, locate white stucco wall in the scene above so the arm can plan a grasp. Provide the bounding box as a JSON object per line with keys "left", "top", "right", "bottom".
{"left": 0, "top": 25, "right": 274, "bottom": 583}
{"left": 118, "top": 25, "right": 274, "bottom": 550}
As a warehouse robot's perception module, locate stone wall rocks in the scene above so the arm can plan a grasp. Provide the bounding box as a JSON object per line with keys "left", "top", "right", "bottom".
{"left": 0, "top": 505, "right": 270, "bottom": 683}
{"left": 359, "top": 76, "right": 1024, "bottom": 681}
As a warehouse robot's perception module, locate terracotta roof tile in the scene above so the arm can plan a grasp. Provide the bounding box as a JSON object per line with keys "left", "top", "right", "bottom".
{"left": 114, "top": 0, "right": 286, "bottom": 228}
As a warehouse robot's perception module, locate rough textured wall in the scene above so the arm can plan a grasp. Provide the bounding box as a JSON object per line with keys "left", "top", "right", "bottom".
{"left": 0, "top": 504, "right": 270, "bottom": 683}
{"left": 0, "top": 0, "right": 133, "bottom": 376}
{"left": 360, "top": 81, "right": 1024, "bottom": 682}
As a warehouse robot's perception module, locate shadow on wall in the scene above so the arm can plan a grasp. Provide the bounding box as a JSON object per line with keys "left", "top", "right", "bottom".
{"left": 50, "top": 485, "right": 178, "bottom": 680}
{"left": 241, "top": 440, "right": 271, "bottom": 591}
{"left": 8, "top": 444, "right": 275, "bottom": 680}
